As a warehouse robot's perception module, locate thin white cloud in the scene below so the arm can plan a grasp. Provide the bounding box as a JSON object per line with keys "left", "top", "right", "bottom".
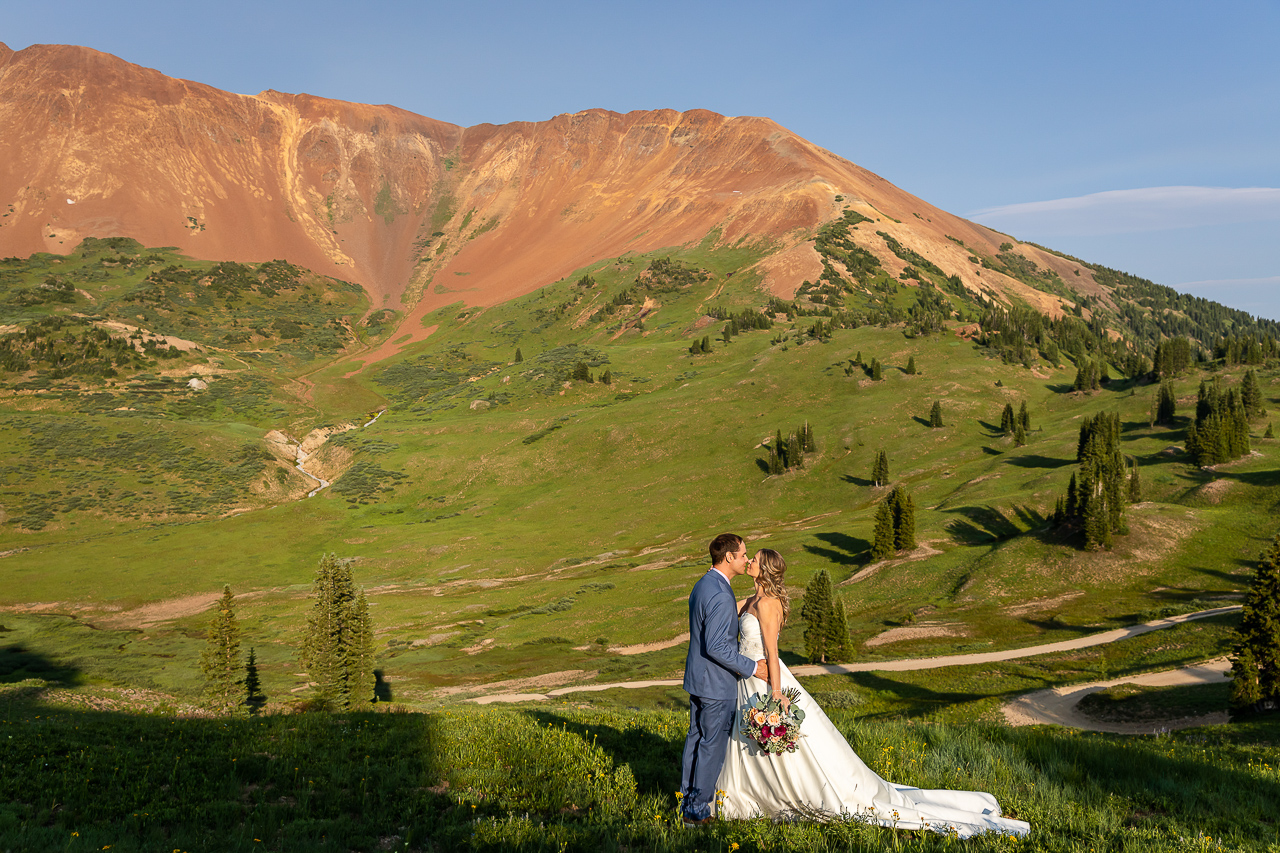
{"left": 969, "top": 186, "right": 1280, "bottom": 237}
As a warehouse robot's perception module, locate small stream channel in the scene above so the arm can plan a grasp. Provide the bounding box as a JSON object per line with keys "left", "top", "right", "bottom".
{"left": 294, "top": 409, "right": 385, "bottom": 498}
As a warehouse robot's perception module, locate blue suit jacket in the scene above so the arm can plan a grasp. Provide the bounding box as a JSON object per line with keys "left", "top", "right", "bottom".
{"left": 682, "top": 568, "right": 757, "bottom": 699}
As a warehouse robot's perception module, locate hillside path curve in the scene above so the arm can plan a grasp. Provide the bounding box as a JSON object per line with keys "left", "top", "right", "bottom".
{"left": 470, "top": 606, "right": 1241, "bottom": 716}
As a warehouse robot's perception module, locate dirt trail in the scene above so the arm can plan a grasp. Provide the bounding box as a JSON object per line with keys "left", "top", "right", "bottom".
{"left": 1001, "top": 658, "right": 1231, "bottom": 734}
{"left": 469, "top": 606, "right": 1242, "bottom": 721}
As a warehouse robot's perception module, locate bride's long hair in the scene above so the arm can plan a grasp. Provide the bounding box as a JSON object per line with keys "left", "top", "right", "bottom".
{"left": 754, "top": 548, "right": 790, "bottom": 627}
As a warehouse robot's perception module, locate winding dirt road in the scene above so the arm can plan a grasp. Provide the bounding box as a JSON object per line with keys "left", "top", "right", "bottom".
{"left": 471, "top": 606, "right": 1241, "bottom": 732}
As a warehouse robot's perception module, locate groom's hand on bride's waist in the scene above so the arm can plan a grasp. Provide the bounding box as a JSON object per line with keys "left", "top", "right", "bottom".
{"left": 753, "top": 659, "right": 768, "bottom": 680}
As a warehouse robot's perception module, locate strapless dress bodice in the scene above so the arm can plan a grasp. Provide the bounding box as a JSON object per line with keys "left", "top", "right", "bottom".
{"left": 738, "top": 612, "right": 765, "bottom": 660}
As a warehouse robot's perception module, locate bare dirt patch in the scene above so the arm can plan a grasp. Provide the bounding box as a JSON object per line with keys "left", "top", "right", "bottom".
{"left": 1005, "top": 591, "right": 1085, "bottom": 618}
{"left": 864, "top": 623, "right": 967, "bottom": 647}
{"left": 439, "top": 669, "right": 598, "bottom": 699}
{"left": 96, "top": 592, "right": 222, "bottom": 628}
{"left": 611, "top": 632, "right": 689, "bottom": 655}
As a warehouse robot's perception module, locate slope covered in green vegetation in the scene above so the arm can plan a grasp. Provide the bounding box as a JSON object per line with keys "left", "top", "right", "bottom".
{"left": 0, "top": 232, "right": 1277, "bottom": 711}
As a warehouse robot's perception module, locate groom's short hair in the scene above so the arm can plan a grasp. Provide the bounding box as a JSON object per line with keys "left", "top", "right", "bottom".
{"left": 709, "top": 533, "right": 743, "bottom": 567}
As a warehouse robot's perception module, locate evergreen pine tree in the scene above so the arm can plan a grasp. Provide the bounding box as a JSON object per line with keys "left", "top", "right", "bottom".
{"left": 1014, "top": 422, "right": 1027, "bottom": 447}
{"left": 1127, "top": 457, "right": 1142, "bottom": 503}
{"left": 890, "top": 487, "right": 916, "bottom": 552}
{"left": 825, "top": 598, "right": 854, "bottom": 663}
{"left": 244, "top": 646, "right": 266, "bottom": 715}
{"left": 600, "top": 369, "right": 612, "bottom": 385}
{"left": 1242, "top": 369, "right": 1263, "bottom": 418}
{"left": 768, "top": 443, "right": 784, "bottom": 475}
{"left": 929, "top": 401, "right": 944, "bottom": 428}
{"left": 1000, "top": 403, "right": 1015, "bottom": 435}
{"left": 1266, "top": 422, "right": 1275, "bottom": 439}
{"left": 854, "top": 351, "right": 862, "bottom": 366}
{"left": 301, "top": 554, "right": 375, "bottom": 709}
{"left": 701, "top": 335, "right": 711, "bottom": 353}
{"left": 788, "top": 432, "right": 804, "bottom": 469}
{"left": 802, "top": 421, "right": 816, "bottom": 453}
{"left": 871, "top": 358, "right": 883, "bottom": 381}
{"left": 1230, "top": 534, "right": 1280, "bottom": 715}
{"left": 1018, "top": 401, "right": 1031, "bottom": 431}
{"left": 801, "top": 570, "right": 834, "bottom": 664}
{"left": 871, "top": 500, "right": 896, "bottom": 561}
{"left": 871, "top": 450, "right": 889, "bottom": 487}
{"left": 514, "top": 347, "right": 523, "bottom": 363}
{"left": 1156, "top": 381, "right": 1177, "bottom": 424}
{"left": 905, "top": 355, "right": 917, "bottom": 375}
{"left": 199, "top": 585, "right": 243, "bottom": 714}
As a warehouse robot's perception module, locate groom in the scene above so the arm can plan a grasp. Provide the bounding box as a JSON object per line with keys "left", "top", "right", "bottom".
{"left": 680, "top": 532, "right": 767, "bottom": 826}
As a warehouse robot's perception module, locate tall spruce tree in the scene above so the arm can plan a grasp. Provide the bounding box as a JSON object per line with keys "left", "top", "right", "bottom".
{"left": 1156, "top": 381, "right": 1177, "bottom": 425}
{"left": 514, "top": 347, "right": 523, "bottom": 363}
{"left": 199, "top": 585, "right": 243, "bottom": 714}
{"left": 871, "top": 500, "right": 896, "bottom": 561}
{"left": 801, "top": 570, "right": 834, "bottom": 664}
{"left": 1000, "top": 403, "right": 1016, "bottom": 435}
{"left": 825, "top": 598, "right": 854, "bottom": 663}
{"left": 905, "top": 356, "right": 917, "bottom": 375}
{"left": 1242, "top": 368, "right": 1263, "bottom": 418}
{"left": 244, "top": 647, "right": 267, "bottom": 715}
{"left": 1230, "top": 534, "right": 1280, "bottom": 716}
{"left": 929, "top": 401, "right": 944, "bottom": 428}
{"left": 890, "top": 486, "right": 916, "bottom": 552}
{"left": 301, "top": 554, "right": 375, "bottom": 709}
{"left": 871, "top": 450, "right": 889, "bottom": 487}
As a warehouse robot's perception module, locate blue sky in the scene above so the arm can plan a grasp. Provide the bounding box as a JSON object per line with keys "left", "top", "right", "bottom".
{"left": 8, "top": 0, "right": 1278, "bottom": 319}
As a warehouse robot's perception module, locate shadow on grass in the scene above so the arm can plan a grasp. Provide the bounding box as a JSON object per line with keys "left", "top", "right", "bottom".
{"left": 943, "top": 506, "right": 1026, "bottom": 545}
{"left": 803, "top": 531, "right": 869, "bottom": 566}
{"left": 841, "top": 474, "right": 874, "bottom": 487}
{"left": 1001, "top": 454, "right": 1073, "bottom": 470}
{"left": 0, "top": 645, "right": 83, "bottom": 686}
{"left": 524, "top": 708, "right": 683, "bottom": 797}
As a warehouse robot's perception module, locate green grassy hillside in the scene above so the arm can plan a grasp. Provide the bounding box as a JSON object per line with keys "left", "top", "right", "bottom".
{"left": 1, "top": 235, "right": 1277, "bottom": 710}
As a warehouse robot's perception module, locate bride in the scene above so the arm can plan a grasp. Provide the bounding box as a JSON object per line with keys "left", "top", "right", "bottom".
{"left": 715, "top": 549, "right": 1030, "bottom": 838}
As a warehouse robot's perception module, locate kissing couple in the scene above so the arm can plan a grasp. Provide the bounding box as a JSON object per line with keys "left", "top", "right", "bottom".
{"left": 679, "top": 533, "right": 1030, "bottom": 837}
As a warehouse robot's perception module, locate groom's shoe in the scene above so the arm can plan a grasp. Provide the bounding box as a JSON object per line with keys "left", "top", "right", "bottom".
{"left": 681, "top": 814, "right": 715, "bottom": 828}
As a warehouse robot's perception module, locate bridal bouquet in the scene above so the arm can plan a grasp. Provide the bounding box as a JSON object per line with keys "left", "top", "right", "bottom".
{"left": 741, "top": 687, "right": 806, "bottom": 754}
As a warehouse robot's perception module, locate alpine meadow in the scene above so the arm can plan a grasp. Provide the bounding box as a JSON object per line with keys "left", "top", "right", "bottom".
{"left": 2, "top": 40, "right": 1280, "bottom": 853}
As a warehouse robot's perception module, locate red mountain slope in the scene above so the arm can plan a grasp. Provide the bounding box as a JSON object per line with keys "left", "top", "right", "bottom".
{"left": 1, "top": 42, "right": 1089, "bottom": 336}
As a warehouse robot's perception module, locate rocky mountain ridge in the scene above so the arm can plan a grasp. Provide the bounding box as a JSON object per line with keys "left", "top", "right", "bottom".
{"left": 1, "top": 41, "right": 1087, "bottom": 331}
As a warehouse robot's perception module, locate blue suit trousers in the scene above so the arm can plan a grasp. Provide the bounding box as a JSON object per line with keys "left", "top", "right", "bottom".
{"left": 680, "top": 694, "right": 736, "bottom": 820}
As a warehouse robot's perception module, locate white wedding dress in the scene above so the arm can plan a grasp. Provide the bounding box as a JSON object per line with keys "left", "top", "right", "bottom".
{"left": 716, "top": 613, "right": 1030, "bottom": 838}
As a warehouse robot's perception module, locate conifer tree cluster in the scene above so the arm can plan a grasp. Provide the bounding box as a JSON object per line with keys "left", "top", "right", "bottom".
{"left": 301, "top": 554, "right": 376, "bottom": 709}
{"left": 768, "top": 423, "right": 816, "bottom": 474}
{"left": 571, "top": 361, "right": 594, "bottom": 382}
{"left": 1185, "top": 377, "right": 1251, "bottom": 466}
{"left": 871, "top": 486, "right": 915, "bottom": 560}
{"left": 1072, "top": 358, "right": 1107, "bottom": 391}
{"left": 688, "top": 335, "right": 712, "bottom": 355}
{"left": 1151, "top": 337, "right": 1194, "bottom": 377}
{"left": 800, "top": 569, "right": 853, "bottom": 664}
{"left": 1000, "top": 402, "right": 1031, "bottom": 446}
{"left": 1230, "top": 534, "right": 1280, "bottom": 717}
{"left": 1053, "top": 412, "right": 1129, "bottom": 549}
{"left": 870, "top": 449, "right": 890, "bottom": 487}
{"left": 868, "top": 358, "right": 883, "bottom": 381}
